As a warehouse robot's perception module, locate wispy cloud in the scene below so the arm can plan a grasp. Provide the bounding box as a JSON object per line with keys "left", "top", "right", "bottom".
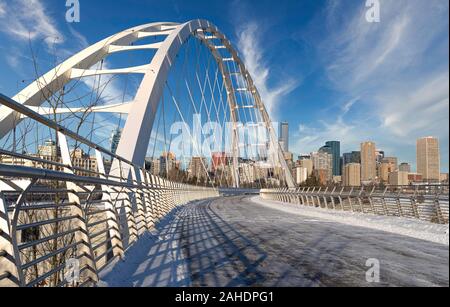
{"left": 294, "top": 0, "right": 449, "bottom": 169}
{"left": 0, "top": 2, "right": 6, "bottom": 16}
{"left": 236, "top": 22, "right": 299, "bottom": 120}
{"left": 0, "top": 0, "right": 128, "bottom": 145}
{"left": 0, "top": 0, "right": 64, "bottom": 48}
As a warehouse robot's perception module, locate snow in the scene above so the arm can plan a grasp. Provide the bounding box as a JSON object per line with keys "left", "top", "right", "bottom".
{"left": 98, "top": 196, "right": 449, "bottom": 287}
{"left": 98, "top": 207, "right": 192, "bottom": 287}
{"left": 252, "top": 196, "right": 449, "bottom": 246}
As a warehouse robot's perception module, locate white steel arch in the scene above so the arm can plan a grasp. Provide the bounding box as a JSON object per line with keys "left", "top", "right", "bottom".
{"left": 0, "top": 19, "right": 295, "bottom": 188}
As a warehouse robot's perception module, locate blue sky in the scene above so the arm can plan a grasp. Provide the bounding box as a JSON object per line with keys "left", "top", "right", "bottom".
{"left": 0, "top": 0, "right": 448, "bottom": 172}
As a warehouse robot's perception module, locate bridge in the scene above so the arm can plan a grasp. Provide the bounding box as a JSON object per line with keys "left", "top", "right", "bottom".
{"left": 0, "top": 20, "right": 448, "bottom": 287}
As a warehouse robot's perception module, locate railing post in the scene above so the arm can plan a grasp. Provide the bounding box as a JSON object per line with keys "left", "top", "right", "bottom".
{"left": 411, "top": 186, "right": 420, "bottom": 219}
{"left": 382, "top": 187, "right": 389, "bottom": 215}
{"left": 330, "top": 187, "right": 336, "bottom": 209}
{"left": 396, "top": 189, "right": 404, "bottom": 217}
{"left": 434, "top": 193, "right": 444, "bottom": 224}
{"left": 321, "top": 187, "right": 328, "bottom": 208}
{"left": 132, "top": 167, "right": 148, "bottom": 236}
{"left": 95, "top": 150, "right": 124, "bottom": 261}
{"left": 149, "top": 175, "right": 160, "bottom": 224}
{"left": 123, "top": 184, "right": 138, "bottom": 246}
{"left": 158, "top": 177, "right": 167, "bottom": 216}
{"left": 358, "top": 186, "right": 364, "bottom": 213}
{"left": 143, "top": 172, "right": 155, "bottom": 230}
{"left": 348, "top": 187, "right": 354, "bottom": 212}
{"left": 0, "top": 181, "right": 20, "bottom": 287}
{"left": 59, "top": 132, "right": 98, "bottom": 284}
{"left": 153, "top": 175, "right": 163, "bottom": 220}
{"left": 368, "top": 186, "right": 376, "bottom": 214}
{"left": 166, "top": 179, "right": 175, "bottom": 210}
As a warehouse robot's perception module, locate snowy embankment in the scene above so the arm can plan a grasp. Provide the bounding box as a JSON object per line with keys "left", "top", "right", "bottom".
{"left": 251, "top": 196, "right": 449, "bottom": 246}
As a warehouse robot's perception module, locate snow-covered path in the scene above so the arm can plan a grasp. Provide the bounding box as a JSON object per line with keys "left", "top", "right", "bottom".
{"left": 99, "top": 196, "right": 449, "bottom": 287}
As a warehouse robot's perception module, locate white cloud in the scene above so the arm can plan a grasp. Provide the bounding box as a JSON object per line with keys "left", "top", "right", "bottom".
{"left": 0, "top": 0, "right": 64, "bottom": 48}
{"left": 79, "top": 62, "right": 131, "bottom": 105}
{"left": 0, "top": 2, "right": 6, "bottom": 16}
{"left": 380, "top": 72, "right": 449, "bottom": 138}
{"left": 295, "top": 0, "right": 449, "bottom": 169}
{"left": 236, "top": 22, "right": 299, "bottom": 120}
{"left": 0, "top": 0, "right": 128, "bottom": 106}
{"left": 0, "top": 0, "right": 129, "bottom": 148}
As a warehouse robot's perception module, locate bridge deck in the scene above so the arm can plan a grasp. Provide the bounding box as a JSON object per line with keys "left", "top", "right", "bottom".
{"left": 99, "top": 196, "right": 449, "bottom": 287}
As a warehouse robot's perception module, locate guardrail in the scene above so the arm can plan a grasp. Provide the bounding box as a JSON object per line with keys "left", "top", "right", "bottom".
{"left": 261, "top": 186, "right": 449, "bottom": 224}
{"left": 0, "top": 94, "right": 218, "bottom": 287}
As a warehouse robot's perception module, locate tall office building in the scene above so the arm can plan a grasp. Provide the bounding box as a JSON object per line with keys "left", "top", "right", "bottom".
{"left": 379, "top": 162, "right": 396, "bottom": 183}
{"left": 399, "top": 162, "right": 412, "bottom": 173}
{"left": 298, "top": 158, "right": 313, "bottom": 177}
{"left": 145, "top": 158, "right": 161, "bottom": 176}
{"left": 417, "top": 137, "right": 440, "bottom": 182}
{"left": 188, "top": 157, "right": 208, "bottom": 180}
{"left": 322, "top": 141, "right": 341, "bottom": 176}
{"left": 211, "top": 152, "right": 227, "bottom": 171}
{"left": 382, "top": 157, "right": 398, "bottom": 170}
{"left": 389, "top": 171, "right": 409, "bottom": 186}
{"left": 279, "top": 122, "right": 289, "bottom": 152}
{"left": 110, "top": 128, "right": 122, "bottom": 155}
{"left": 378, "top": 157, "right": 398, "bottom": 183}
{"left": 38, "top": 140, "right": 61, "bottom": 158}
{"left": 376, "top": 150, "right": 385, "bottom": 163}
{"left": 344, "top": 163, "right": 361, "bottom": 187}
{"left": 361, "top": 142, "right": 377, "bottom": 182}
{"left": 343, "top": 151, "right": 361, "bottom": 165}
{"left": 311, "top": 151, "right": 333, "bottom": 182}
{"left": 296, "top": 167, "right": 308, "bottom": 185}
{"left": 160, "top": 152, "right": 177, "bottom": 177}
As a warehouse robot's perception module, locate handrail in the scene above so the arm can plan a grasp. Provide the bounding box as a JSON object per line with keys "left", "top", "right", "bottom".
{"left": 0, "top": 163, "right": 219, "bottom": 287}
{"left": 260, "top": 186, "right": 449, "bottom": 225}
{"left": 0, "top": 94, "right": 138, "bottom": 170}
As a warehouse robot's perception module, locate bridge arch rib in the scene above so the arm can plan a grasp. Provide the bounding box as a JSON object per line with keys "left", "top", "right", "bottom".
{"left": 0, "top": 19, "right": 295, "bottom": 188}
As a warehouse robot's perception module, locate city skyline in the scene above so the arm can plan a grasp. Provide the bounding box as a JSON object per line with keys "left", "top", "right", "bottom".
{"left": 0, "top": 0, "right": 447, "bottom": 172}
{"left": 0, "top": 1, "right": 448, "bottom": 290}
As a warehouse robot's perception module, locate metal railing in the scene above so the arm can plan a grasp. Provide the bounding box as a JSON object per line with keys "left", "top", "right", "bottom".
{"left": 261, "top": 185, "right": 449, "bottom": 224}
{"left": 0, "top": 94, "right": 218, "bottom": 287}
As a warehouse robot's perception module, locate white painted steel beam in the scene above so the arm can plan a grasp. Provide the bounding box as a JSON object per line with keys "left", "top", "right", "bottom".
{"left": 0, "top": 22, "right": 179, "bottom": 139}
{"left": 1, "top": 19, "right": 295, "bottom": 188}
{"left": 108, "top": 43, "right": 163, "bottom": 54}
{"left": 70, "top": 64, "right": 150, "bottom": 79}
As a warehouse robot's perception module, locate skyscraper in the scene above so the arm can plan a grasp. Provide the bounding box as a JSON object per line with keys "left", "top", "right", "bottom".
{"left": 212, "top": 152, "right": 227, "bottom": 171}
{"left": 417, "top": 137, "right": 440, "bottom": 182}
{"left": 311, "top": 151, "right": 333, "bottom": 182}
{"left": 188, "top": 157, "right": 208, "bottom": 180}
{"left": 376, "top": 150, "right": 385, "bottom": 163}
{"left": 378, "top": 157, "right": 398, "bottom": 183}
{"left": 388, "top": 171, "right": 409, "bottom": 186}
{"left": 344, "top": 163, "right": 361, "bottom": 187}
{"left": 38, "top": 140, "right": 60, "bottom": 158}
{"left": 343, "top": 151, "right": 361, "bottom": 165}
{"left": 296, "top": 167, "right": 308, "bottom": 185}
{"left": 110, "top": 128, "right": 122, "bottom": 155}
{"left": 160, "top": 152, "right": 177, "bottom": 177}
{"left": 279, "top": 122, "right": 289, "bottom": 152}
{"left": 399, "top": 163, "right": 412, "bottom": 173}
{"left": 298, "top": 158, "right": 313, "bottom": 177}
{"left": 361, "top": 142, "right": 377, "bottom": 182}
{"left": 382, "top": 157, "right": 398, "bottom": 170}
{"left": 322, "top": 141, "right": 341, "bottom": 176}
